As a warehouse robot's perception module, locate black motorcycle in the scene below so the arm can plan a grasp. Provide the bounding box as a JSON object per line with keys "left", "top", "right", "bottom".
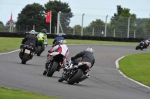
{"left": 43, "top": 54, "right": 63, "bottom": 77}
{"left": 36, "top": 43, "right": 45, "bottom": 56}
{"left": 135, "top": 40, "right": 149, "bottom": 50}
{"left": 19, "top": 43, "right": 34, "bottom": 64}
{"left": 58, "top": 60, "right": 91, "bottom": 85}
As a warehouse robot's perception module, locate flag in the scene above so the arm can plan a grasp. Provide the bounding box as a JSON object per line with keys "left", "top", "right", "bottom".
{"left": 10, "top": 13, "right": 13, "bottom": 23}
{"left": 46, "top": 11, "right": 52, "bottom": 23}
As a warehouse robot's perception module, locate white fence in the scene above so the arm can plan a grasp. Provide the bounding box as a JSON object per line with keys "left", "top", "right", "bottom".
{"left": 58, "top": 12, "right": 150, "bottom": 38}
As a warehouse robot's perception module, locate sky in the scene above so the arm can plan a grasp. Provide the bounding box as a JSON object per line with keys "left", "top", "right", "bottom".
{"left": 0, "top": 0, "right": 150, "bottom": 26}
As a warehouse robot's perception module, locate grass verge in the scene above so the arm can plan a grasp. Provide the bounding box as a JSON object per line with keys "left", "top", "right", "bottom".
{"left": 0, "top": 37, "right": 22, "bottom": 52}
{"left": 0, "top": 37, "right": 138, "bottom": 53}
{"left": 0, "top": 87, "right": 60, "bottom": 99}
{"left": 119, "top": 53, "right": 150, "bottom": 87}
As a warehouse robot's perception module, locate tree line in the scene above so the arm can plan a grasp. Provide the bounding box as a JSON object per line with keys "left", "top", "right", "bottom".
{"left": 0, "top": 1, "right": 150, "bottom": 38}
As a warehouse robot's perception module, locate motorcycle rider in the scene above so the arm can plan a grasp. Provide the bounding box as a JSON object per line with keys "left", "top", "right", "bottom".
{"left": 20, "top": 30, "right": 38, "bottom": 54}
{"left": 37, "top": 29, "right": 48, "bottom": 51}
{"left": 39, "top": 29, "right": 48, "bottom": 46}
{"left": 143, "top": 38, "right": 150, "bottom": 48}
{"left": 70, "top": 47, "right": 95, "bottom": 69}
{"left": 61, "top": 47, "right": 95, "bottom": 81}
{"left": 52, "top": 33, "right": 65, "bottom": 47}
{"left": 43, "top": 39, "right": 69, "bottom": 75}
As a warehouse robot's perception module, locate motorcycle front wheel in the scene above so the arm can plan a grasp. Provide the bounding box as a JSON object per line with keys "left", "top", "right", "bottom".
{"left": 37, "top": 46, "right": 42, "bottom": 56}
{"left": 46, "top": 61, "right": 58, "bottom": 77}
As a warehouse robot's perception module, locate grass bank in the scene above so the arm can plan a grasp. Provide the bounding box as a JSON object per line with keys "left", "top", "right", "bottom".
{"left": 0, "top": 37, "right": 138, "bottom": 53}
{"left": 0, "top": 87, "right": 60, "bottom": 99}
{"left": 119, "top": 53, "right": 150, "bottom": 87}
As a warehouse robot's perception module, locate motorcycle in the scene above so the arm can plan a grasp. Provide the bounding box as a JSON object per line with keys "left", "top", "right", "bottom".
{"left": 37, "top": 36, "right": 45, "bottom": 56}
{"left": 19, "top": 43, "right": 34, "bottom": 64}
{"left": 58, "top": 60, "right": 91, "bottom": 85}
{"left": 135, "top": 40, "right": 149, "bottom": 50}
{"left": 43, "top": 53, "right": 64, "bottom": 77}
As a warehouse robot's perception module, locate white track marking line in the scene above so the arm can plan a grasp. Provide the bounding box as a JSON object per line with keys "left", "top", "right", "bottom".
{"left": 0, "top": 49, "right": 20, "bottom": 55}
{"left": 116, "top": 56, "right": 150, "bottom": 89}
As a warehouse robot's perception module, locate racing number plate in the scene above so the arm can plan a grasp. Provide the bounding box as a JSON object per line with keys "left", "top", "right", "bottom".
{"left": 24, "top": 49, "right": 30, "bottom": 54}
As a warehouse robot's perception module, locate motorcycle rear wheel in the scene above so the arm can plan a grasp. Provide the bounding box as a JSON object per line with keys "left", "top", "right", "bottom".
{"left": 21, "top": 55, "right": 28, "bottom": 64}
{"left": 67, "top": 69, "right": 83, "bottom": 85}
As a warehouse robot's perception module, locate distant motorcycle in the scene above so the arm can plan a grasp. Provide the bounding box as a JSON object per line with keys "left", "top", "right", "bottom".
{"left": 36, "top": 33, "right": 47, "bottom": 56}
{"left": 19, "top": 43, "right": 34, "bottom": 64}
{"left": 58, "top": 60, "right": 91, "bottom": 85}
{"left": 37, "top": 38, "right": 45, "bottom": 56}
{"left": 135, "top": 40, "right": 149, "bottom": 50}
{"left": 43, "top": 53, "right": 63, "bottom": 77}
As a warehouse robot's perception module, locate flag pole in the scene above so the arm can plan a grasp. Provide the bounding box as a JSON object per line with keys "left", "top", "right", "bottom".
{"left": 9, "top": 13, "right": 12, "bottom": 32}
{"left": 9, "top": 23, "right": 11, "bottom": 32}
{"left": 12, "top": 23, "right": 13, "bottom": 32}
{"left": 50, "top": 11, "right": 51, "bottom": 34}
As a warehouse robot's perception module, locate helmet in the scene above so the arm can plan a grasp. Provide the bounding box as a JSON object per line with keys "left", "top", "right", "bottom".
{"left": 86, "top": 47, "right": 94, "bottom": 53}
{"left": 42, "top": 29, "right": 47, "bottom": 34}
{"left": 59, "top": 40, "right": 66, "bottom": 44}
{"left": 148, "top": 38, "right": 150, "bottom": 41}
{"left": 57, "top": 33, "right": 62, "bottom": 36}
{"left": 29, "top": 30, "right": 36, "bottom": 35}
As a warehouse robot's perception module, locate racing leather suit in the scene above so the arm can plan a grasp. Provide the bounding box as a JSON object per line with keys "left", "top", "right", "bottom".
{"left": 21, "top": 34, "right": 38, "bottom": 52}
{"left": 71, "top": 51, "right": 95, "bottom": 68}
{"left": 46, "top": 44, "right": 69, "bottom": 68}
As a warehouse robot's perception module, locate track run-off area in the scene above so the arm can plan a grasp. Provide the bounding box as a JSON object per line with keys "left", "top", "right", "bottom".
{"left": 0, "top": 44, "right": 150, "bottom": 99}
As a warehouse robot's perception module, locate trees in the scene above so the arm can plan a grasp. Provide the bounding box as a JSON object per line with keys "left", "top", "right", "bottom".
{"left": 0, "top": 21, "right": 10, "bottom": 32}
{"left": 85, "top": 19, "right": 105, "bottom": 36}
{"left": 110, "top": 5, "right": 136, "bottom": 37}
{"left": 73, "top": 25, "right": 82, "bottom": 35}
{"left": 0, "top": 21, "right": 4, "bottom": 31}
{"left": 44, "top": 0, "right": 73, "bottom": 33}
{"left": 16, "top": 3, "right": 45, "bottom": 32}
{"left": 145, "top": 19, "right": 150, "bottom": 35}
{"left": 15, "top": 1, "right": 73, "bottom": 33}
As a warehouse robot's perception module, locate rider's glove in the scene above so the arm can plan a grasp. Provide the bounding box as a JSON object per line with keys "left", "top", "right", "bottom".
{"left": 48, "top": 48, "right": 53, "bottom": 53}
{"left": 48, "top": 50, "right": 52, "bottom": 53}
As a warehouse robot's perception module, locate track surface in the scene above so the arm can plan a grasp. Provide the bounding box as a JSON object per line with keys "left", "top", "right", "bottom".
{"left": 0, "top": 45, "right": 150, "bottom": 99}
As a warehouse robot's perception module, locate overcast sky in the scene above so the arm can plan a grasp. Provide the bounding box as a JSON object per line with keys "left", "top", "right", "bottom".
{"left": 0, "top": 0, "right": 150, "bottom": 26}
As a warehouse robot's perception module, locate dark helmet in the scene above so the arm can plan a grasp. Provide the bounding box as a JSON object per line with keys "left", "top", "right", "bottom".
{"left": 42, "top": 29, "right": 47, "bottom": 34}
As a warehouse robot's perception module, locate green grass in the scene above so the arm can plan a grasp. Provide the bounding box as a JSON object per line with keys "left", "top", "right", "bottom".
{"left": 0, "top": 87, "right": 60, "bottom": 99}
{"left": 0, "top": 37, "right": 138, "bottom": 53}
{"left": 0, "top": 37, "right": 22, "bottom": 52}
{"left": 119, "top": 53, "right": 150, "bottom": 86}
{"left": 65, "top": 39, "right": 138, "bottom": 45}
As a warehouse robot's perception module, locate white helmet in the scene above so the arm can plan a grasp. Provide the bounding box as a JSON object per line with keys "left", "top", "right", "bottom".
{"left": 29, "top": 30, "right": 36, "bottom": 35}
{"left": 86, "top": 47, "right": 94, "bottom": 53}
{"left": 59, "top": 40, "right": 66, "bottom": 44}
{"left": 57, "top": 33, "right": 62, "bottom": 36}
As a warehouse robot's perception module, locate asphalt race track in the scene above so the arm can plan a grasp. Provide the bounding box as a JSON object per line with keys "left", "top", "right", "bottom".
{"left": 0, "top": 44, "right": 150, "bottom": 99}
